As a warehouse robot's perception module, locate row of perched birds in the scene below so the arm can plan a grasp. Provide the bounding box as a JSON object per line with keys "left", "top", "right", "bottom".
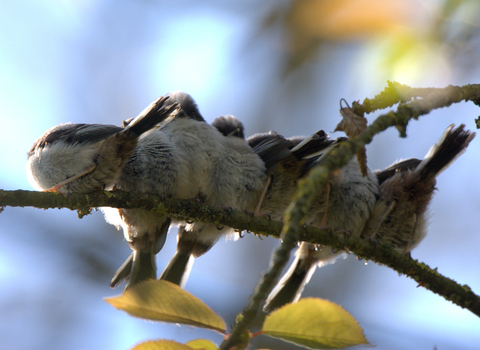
{"left": 26, "top": 92, "right": 475, "bottom": 312}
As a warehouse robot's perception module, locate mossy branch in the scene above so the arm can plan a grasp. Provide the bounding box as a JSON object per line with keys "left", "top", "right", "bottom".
{"left": 2, "top": 82, "right": 479, "bottom": 349}
{"left": 220, "top": 82, "right": 480, "bottom": 348}
{"left": 352, "top": 81, "right": 480, "bottom": 116}
{"left": 2, "top": 187, "right": 479, "bottom": 318}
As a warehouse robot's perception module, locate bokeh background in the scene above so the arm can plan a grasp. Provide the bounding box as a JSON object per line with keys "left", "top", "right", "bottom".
{"left": 1, "top": 1, "right": 480, "bottom": 349}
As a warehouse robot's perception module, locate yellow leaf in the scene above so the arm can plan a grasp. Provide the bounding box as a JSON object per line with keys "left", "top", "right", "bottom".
{"left": 105, "top": 280, "right": 226, "bottom": 332}
{"left": 262, "top": 298, "right": 368, "bottom": 349}
{"left": 131, "top": 339, "right": 193, "bottom": 350}
{"left": 185, "top": 339, "right": 218, "bottom": 350}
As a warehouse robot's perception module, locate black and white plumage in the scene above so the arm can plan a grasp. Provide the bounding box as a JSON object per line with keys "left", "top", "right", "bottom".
{"left": 263, "top": 124, "right": 475, "bottom": 312}
{"left": 211, "top": 115, "right": 245, "bottom": 138}
{"left": 211, "top": 126, "right": 371, "bottom": 311}
{"left": 103, "top": 92, "right": 266, "bottom": 288}
{"left": 27, "top": 96, "right": 179, "bottom": 194}
{"left": 253, "top": 132, "right": 380, "bottom": 313}
{"left": 104, "top": 92, "right": 209, "bottom": 288}
{"left": 361, "top": 124, "right": 475, "bottom": 254}
{"left": 248, "top": 130, "right": 344, "bottom": 218}
{"left": 102, "top": 125, "right": 203, "bottom": 288}
{"left": 158, "top": 95, "right": 267, "bottom": 287}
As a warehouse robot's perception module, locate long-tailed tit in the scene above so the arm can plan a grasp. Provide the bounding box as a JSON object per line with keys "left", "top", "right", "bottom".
{"left": 104, "top": 93, "right": 212, "bottom": 288}
{"left": 361, "top": 124, "right": 475, "bottom": 253}
{"left": 159, "top": 96, "right": 267, "bottom": 287}
{"left": 104, "top": 93, "right": 266, "bottom": 288}
{"left": 27, "top": 96, "right": 178, "bottom": 194}
{"left": 260, "top": 133, "right": 380, "bottom": 312}
{"left": 264, "top": 124, "right": 475, "bottom": 312}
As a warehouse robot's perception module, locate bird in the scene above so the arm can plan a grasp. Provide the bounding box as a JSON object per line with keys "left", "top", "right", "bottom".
{"left": 260, "top": 132, "right": 380, "bottom": 312}
{"left": 361, "top": 123, "right": 476, "bottom": 254}
{"left": 27, "top": 96, "right": 179, "bottom": 194}
{"left": 105, "top": 92, "right": 267, "bottom": 288}
{"left": 160, "top": 115, "right": 333, "bottom": 286}
{"left": 215, "top": 124, "right": 376, "bottom": 312}
{"left": 159, "top": 94, "right": 267, "bottom": 287}
{"left": 247, "top": 130, "right": 344, "bottom": 218}
{"left": 263, "top": 123, "right": 475, "bottom": 312}
{"left": 104, "top": 92, "right": 211, "bottom": 288}
{"left": 210, "top": 124, "right": 370, "bottom": 312}
{"left": 211, "top": 114, "right": 245, "bottom": 138}
{"left": 102, "top": 124, "right": 200, "bottom": 288}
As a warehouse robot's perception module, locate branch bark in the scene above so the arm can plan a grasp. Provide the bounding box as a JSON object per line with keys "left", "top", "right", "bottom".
{"left": 220, "top": 82, "right": 480, "bottom": 348}
{"left": 3, "top": 82, "right": 480, "bottom": 349}
{"left": 1, "top": 187, "right": 479, "bottom": 320}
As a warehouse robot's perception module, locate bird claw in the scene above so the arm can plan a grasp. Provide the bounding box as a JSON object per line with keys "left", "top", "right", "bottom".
{"left": 253, "top": 211, "right": 271, "bottom": 220}
{"left": 244, "top": 210, "right": 253, "bottom": 216}
{"left": 253, "top": 233, "right": 265, "bottom": 240}
{"left": 222, "top": 206, "right": 233, "bottom": 214}
{"left": 192, "top": 196, "right": 204, "bottom": 204}
{"left": 43, "top": 186, "right": 69, "bottom": 196}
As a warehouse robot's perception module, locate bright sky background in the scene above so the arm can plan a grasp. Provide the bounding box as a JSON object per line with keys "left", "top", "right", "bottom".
{"left": 1, "top": 1, "right": 480, "bottom": 349}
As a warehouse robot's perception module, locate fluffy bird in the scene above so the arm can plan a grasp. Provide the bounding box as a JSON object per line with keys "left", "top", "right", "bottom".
{"left": 214, "top": 124, "right": 376, "bottom": 312}
{"left": 158, "top": 94, "right": 267, "bottom": 287}
{"left": 263, "top": 123, "right": 475, "bottom": 312}
{"left": 27, "top": 96, "right": 178, "bottom": 194}
{"left": 361, "top": 123, "right": 475, "bottom": 253}
{"left": 104, "top": 92, "right": 267, "bottom": 288}
{"left": 259, "top": 133, "right": 380, "bottom": 312}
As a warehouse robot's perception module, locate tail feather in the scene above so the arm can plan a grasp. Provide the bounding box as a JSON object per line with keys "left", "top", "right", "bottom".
{"left": 263, "top": 255, "right": 317, "bottom": 313}
{"left": 416, "top": 124, "right": 475, "bottom": 179}
{"left": 110, "top": 249, "right": 157, "bottom": 290}
{"left": 290, "top": 131, "right": 340, "bottom": 160}
{"left": 248, "top": 131, "right": 293, "bottom": 169}
{"left": 375, "top": 158, "right": 422, "bottom": 185}
{"left": 110, "top": 218, "right": 171, "bottom": 289}
{"left": 110, "top": 253, "right": 134, "bottom": 288}
{"left": 124, "top": 96, "right": 180, "bottom": 136}
{"left": 128, "top": 250, "right": 157, "bottom": 288}
{"left": 159, "top": 250, "right": 194, "bottom": 288}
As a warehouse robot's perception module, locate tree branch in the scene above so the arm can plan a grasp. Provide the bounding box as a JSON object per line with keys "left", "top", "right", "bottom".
{"left": 2, "top": 187, "right": 479, "bottom": 320}
{"left": 352, "top": 81, "right": 480, "bottom": 117}
{"left": 3, "top": 82, "right": 480, "bottom": 349}
{"left": 220, "top": 82, "right": 480, "bottom": 348}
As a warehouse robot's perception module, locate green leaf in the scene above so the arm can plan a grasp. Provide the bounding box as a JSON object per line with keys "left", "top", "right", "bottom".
{"left": 105, "top": 280, "right": 226, "bottom": 332}
{"left": 185, "top": 339, "right": 218, "bottom": 350}
{"left": 262, "top": 298, "right": 368, "bottom": 349}
{"left": 131, "top": 339, "right": 194, "bottom": 350}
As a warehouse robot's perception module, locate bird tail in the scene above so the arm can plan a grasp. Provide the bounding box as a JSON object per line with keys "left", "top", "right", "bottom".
{"left": 110, "top": 250, "right": 157, "bottom": 289}
{"left": 124, "top": 96, "right": 180, "bottom": 136}
{"left": 159, "top": 250, "right": 194, "bottom": 288}
{"left": 110, "top": 253, "right": 134, "bottom": 288}
{"left": 110, "top": 218, "right": 171, "bottom": 289}
{"left": 129, "top": 250, "right": 157, "bottom": 287}
{"left": 290, "top": 130, "right": 341, "bottom": 160}
{"left": 263, "top": 254, "right": 317, "bottom": 313}
{"left": 415, "top": 124, "right": 475, "bottom": 179}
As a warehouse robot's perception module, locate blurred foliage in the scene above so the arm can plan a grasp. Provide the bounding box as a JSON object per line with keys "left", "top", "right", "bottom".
{"left": 259, "top": 0, "right": 480, "bottom": 80}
